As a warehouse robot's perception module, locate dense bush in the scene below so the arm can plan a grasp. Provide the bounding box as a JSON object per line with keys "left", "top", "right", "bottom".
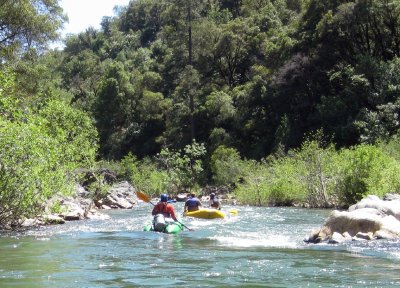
{"left": 0, "top": 72, "right": 98, "bottom": 227}
{"left": 210, "top": 145, "right": 242, "bottom": 186}
{"left": 120, "top": 153, "right": 168, "bottom": 197}
{"left": 293, "top": 139, "right": 340, "bottom": 208}
{"left": 337, "top": 144, "right": 400, "bottom": 205}
{"left": 156, "top": 142, "right": 206, "bottom": 193}
{"left": 0, "top": 119, "right": 72, "bottom": 226}
{"left": 234, "top": 139, "right": 400, "bottom": 208}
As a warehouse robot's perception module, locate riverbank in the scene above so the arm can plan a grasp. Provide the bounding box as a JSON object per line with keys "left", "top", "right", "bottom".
{"left": 0, "top": 181, "right": 136, "bottom": 231}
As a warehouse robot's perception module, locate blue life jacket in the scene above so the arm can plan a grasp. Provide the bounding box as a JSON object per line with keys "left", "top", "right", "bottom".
{"left": 186, "top": 197, "right": 200, "bottom": 207}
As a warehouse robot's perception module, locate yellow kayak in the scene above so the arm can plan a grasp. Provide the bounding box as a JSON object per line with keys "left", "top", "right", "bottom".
{"left": 183, "top": 208, "right": 225, "bottom": 219}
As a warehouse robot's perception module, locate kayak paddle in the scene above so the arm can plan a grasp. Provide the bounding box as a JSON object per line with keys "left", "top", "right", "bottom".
{"left": 229, "top": 209, "right": 238, "bottom": 215}
{"left": 135, "top": 191, "right": 194, "bottom": 231}
{"left": 136, "top": 190, "right": 153, "bottom": 204}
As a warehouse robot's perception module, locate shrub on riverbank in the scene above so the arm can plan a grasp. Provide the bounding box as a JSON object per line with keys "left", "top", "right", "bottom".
{"left": 336, "top": 143, "right": 400, "bottom": 205}
{"left": 103, "top": 136, "right": 400, "bottom": 209}
{"left": 0, "top": 71, "right": 98, "bottom": 227}
{"left": 233, "top": 139, "right": 400, "bottom": 208}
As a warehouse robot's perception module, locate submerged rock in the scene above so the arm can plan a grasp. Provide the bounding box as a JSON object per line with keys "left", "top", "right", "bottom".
{"left": 305, "top": 195, "right": 400, "bottom": 243}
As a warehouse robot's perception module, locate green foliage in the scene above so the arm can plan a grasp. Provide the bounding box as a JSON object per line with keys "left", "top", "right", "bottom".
{"left": 37, "top": 99, "right": 98, "bottom": 169}
{"left": 234, "top": 160, "right": 270, "bottom": 206}
{"left": 210, "top": 145, "right": 242, "bottom": 186}
{"left": 119, "top": 153, "right": 167, "bottom": 197}
{"left": 53, "top": 0, "right": 400, "bottom": 164}
{"left": 354, "top": 57, "right": 400, "bottom": 143}
{"left": 157, "top": 141, "right": 206, "bottom": 193}
{"left": 5, "top": 0, "right": 400, "bottom": 213}
{"left": 293, "top": 137, "right": 340, "bottom": 208}
{"left": 234, "top": 154, "right": 305, "bottom": 207}
{"left": 118, "top": 153, "right": 140, "bottom": 180}
{"left": 50, "top": 201, "right": 64, "bottom": 214}
{"left": 205, "top": 91, "right": 236, "bottom": 124}
{"left": 0, "top": 0, "right": 66, "bottom": 60}
{"left": 208, "top": 127, "right": 233, "bottom": 151}
{"left": 380, "top": 135, "right": 400, "bottom": 162}
{"left": 337, "top": 144, "right": 400, "bottom": 205}
{"left": 233, "top": 155, "right": 306, "bottom": 207}
{"left": 61, "top": 47, "right": 104, "bottom": 110}
{"left": 94, "top": 62, "right": 135, "bottom": 157}
{"left": 0, "top": 118, "right": 74, "bottom": 226}
{"left": 166, "top": 65, "right": 201, "bottom": 144}
{"left": 267, "top": 156, "right": 306, "bottom": 206}
{"left": 0, "top": 70, "right": 98, "bottom": 227}
{"left": 235, "top": 132, "right": 400, "bottom": 208}
{"left": 0, "top": 70, "right": 22, "bottom": 120}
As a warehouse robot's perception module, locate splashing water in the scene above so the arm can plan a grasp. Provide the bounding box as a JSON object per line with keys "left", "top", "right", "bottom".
{"left": 1, "top": 203, "right": 400, "bottom": 287}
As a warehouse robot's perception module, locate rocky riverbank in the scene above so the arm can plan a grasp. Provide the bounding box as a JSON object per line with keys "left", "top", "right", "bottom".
{"left": 19, "top": 181, "right": 137, "bottom": 229}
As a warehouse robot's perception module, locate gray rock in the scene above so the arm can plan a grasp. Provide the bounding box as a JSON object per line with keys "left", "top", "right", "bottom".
{"left": 42, "top": 215, "right": 65, "bottom": 225}
{"left": 99, "top": 181, "right": 136, "bottom": 209}
{"left": 383, "top": 193, "right": 400, "bottom": 201}
{"left": 329, "top": 232, "right": 346, "bottom": 244}
{"left": 104, "top": 194, "right": 133, "bottom": 209}
{"left": 21, "top": 218, "right": 43, "bottom": 227}
{"left": 308, "top": 194, "right": 400, "bottom": 243}
{"left": 355, "top": 232, "right": 373, "bottom": 240}
{"left": 349, "top": 195, "right": 400, "bottom": 221}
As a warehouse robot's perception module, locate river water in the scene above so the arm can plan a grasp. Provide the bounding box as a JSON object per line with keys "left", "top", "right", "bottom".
{"left": 1, "top": 203, "right": 400, "bottom": 287}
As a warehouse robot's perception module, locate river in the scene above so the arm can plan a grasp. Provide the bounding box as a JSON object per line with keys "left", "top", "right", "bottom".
{"left": 1, "top": 203, "right": 400, "bottom": 287}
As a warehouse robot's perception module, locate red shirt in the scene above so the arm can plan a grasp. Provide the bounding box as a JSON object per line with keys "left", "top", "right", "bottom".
{"left": 152, "top": 202, "right": 177, "bottom": 221}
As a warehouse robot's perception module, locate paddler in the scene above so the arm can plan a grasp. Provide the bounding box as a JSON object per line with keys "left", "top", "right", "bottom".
{"left": 184, "top": 193, "right": 202, "bottom": 212}
{"left": 209, "top": 193, "right": 221, "bottom": 210}
{"left": 152, "top": 194, "right": 178, "bottom": 221}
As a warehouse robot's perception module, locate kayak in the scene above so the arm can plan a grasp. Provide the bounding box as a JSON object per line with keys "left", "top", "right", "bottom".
{"left": 183, "top": 208, "right": 225, "bottom": 219}
{"left": 143, "top": 217, "right": 184, "bottom": 234}
{"left": 143, "top": 222, "right": 183, "bottom": 234}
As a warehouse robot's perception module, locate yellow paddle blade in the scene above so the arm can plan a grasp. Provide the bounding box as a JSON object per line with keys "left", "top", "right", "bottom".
{"left": 229, "top": 209, "right": 238, "bottom": 215}
{"left": 136, "top": 191, "right": 151, "bottom": 203}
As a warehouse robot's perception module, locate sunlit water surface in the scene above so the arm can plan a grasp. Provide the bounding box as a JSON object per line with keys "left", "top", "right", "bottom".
{"left": 1, "top": 203, "right": 400, "bottom": 287}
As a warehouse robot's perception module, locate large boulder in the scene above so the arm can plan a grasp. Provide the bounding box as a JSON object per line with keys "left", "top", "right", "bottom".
{"left": 59, "top": 197, "right": 90, "bottom": 220}
{"left": 96, "top": 181, "right": 136, "bottom": 209}
{"left": 305, "top": 195, "right": 400, "bottom": 243}
{"left": 349, "top": 195, "right": 400, "bottom": 219}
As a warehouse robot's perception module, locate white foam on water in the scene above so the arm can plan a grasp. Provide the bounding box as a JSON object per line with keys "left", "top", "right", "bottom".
{"left": 99, "top": 263, "right": 114, "bottom": 268}
{"left": 188, "top": 219, "right": 222, "bottom": 227}
{"left": 210, "top": 234, "right": 299, "bottom": 249}
{"left": 388, "top": 250, "right": 400, "bottom": 259}
{"left": 202, "top": 271, "right": 222, "bottom": 277}
{"left": 37, "top": 237, "right": 50, "bottom": 241}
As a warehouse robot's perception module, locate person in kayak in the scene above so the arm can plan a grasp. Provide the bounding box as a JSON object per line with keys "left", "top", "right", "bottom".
{"left": 209, "top": 193, "right": 221, "bottom": 210}
{"left": 184, "top": 193, "right": 202, "bottom": 212}
{"left": 152, "top": 194, "right": 178, "bottom": 221}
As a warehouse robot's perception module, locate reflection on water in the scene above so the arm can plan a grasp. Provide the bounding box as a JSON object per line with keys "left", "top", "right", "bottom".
{"left": 1, "top": 203, "right": 400, "bottom": 287}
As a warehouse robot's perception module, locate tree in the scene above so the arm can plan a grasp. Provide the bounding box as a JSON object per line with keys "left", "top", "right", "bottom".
{"left": 118, "top": 0, "right": 165, "bottom": 46}
{"left": 61, "top": 46, "right": 103, "bottom": 111}
{"left": 164, "top": 65, "right": 201, "bottom": 146}
{"left": 0, "top": 0, "right": 66, "bottom": 60}
{"left": 213, "top": 19, "right": 254, "bottom": 87}
{"left": 94, "top": 62, "right": 135, "bottom": 158}
{"left": 157, "top": 141, "right": 206, "bottom": 193}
